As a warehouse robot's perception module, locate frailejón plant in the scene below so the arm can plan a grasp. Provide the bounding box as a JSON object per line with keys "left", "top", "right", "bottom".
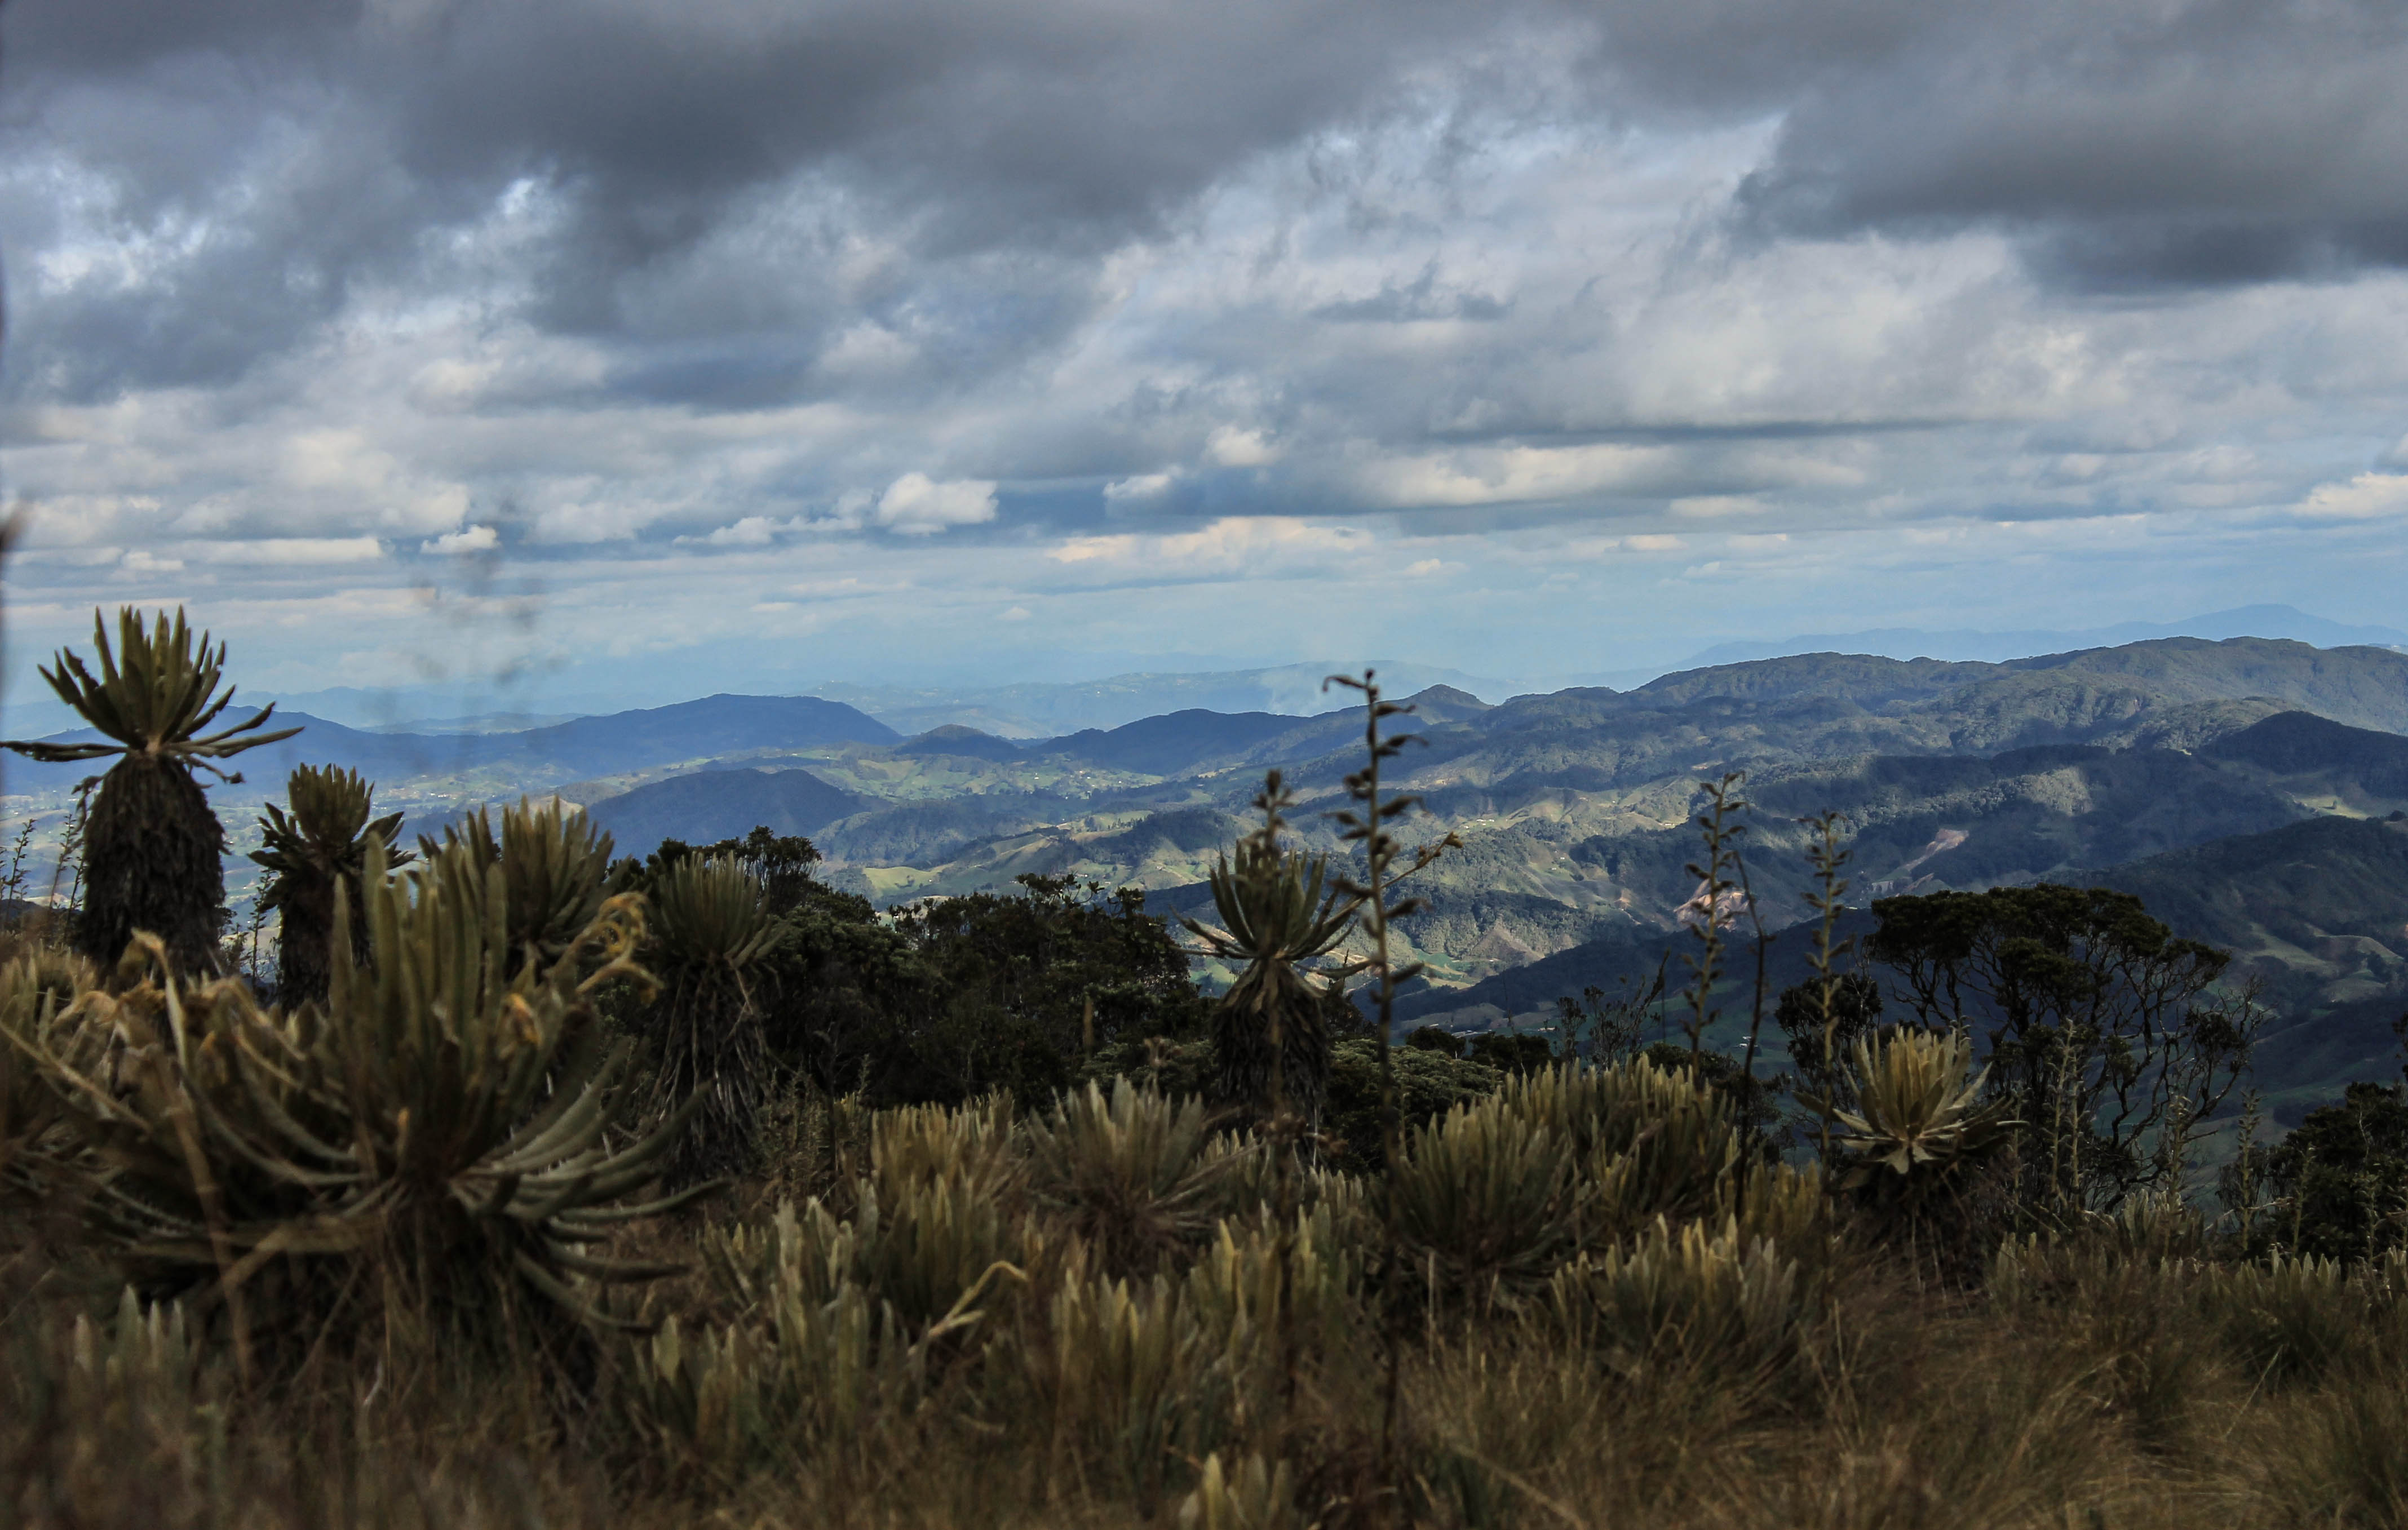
{"left": 250, "top": 764, "right": 410, "bottom": 1005}
{"left": 3, "top": 608, "right": 299, "bottom": 974}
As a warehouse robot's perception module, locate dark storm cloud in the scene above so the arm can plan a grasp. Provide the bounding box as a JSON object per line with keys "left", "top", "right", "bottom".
{"left": 7, "top": 0, "right": 2407, "bottom": 419}
{"left": 1, "top": 0, "right": 1516, "bottom": 402}
{"left": 1726, "top": 0, "right": 2408, "bottom": 286}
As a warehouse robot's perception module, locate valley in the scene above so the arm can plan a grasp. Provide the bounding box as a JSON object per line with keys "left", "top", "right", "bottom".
{"left": 8, "top": 633, "right": 2408, "bottom": 1116}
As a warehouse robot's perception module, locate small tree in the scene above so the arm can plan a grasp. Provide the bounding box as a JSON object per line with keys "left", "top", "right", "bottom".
{"left": 1866, "top": 884, "right": 2261, "bottom": 1212}
{"left": 1775, "top": 973, "right": 1884, "bottom": 1134}
{"left": 3, "top": 609, "right": 298, "bottom": 975}
{"left": 250, "top": 764, "right": 411, "bottom": 1005}
{"left": 1675, "top": 773, "right": 1751, "bottom": 1070}
{"left": 1552, "top": 959, "right": 1668, "bottom": 1068}
{"left": 0, "top": 836, "right": 704, "bottom": 1380}
{"left": 2263, "top": 1084, "right": 2408, "bottom": 1262}
{"left": 645, "top": 826, "right": 825, "bottom": 916}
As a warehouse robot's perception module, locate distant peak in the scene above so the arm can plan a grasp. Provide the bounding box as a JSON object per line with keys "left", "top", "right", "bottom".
{"left": 1406, "top": 684, "right": 1491, "bottom": 711}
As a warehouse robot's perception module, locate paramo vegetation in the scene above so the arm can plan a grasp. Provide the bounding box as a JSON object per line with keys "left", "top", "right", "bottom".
{"left": 7, "top": 607, "right": 2408, "bottom": 1528}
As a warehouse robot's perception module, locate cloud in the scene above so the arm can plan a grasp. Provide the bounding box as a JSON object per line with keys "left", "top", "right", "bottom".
{"left": 1729, "top": 2, "right": 2408, "bottom": 288}
{"left": 2294, "top": 473, "right": 2408, "bottom": 522}
{"left": 6, "top": 0, "right": 2408, "bottom": 702}
{"left": 422, "top": 524, "right": 501, "bottom": 555}
{"left": 1050, "top": 516, "right": 1369, "bottom": 578}
{"left": 681, "top": 516, "right": 795, "bottom": 547}
{"left": 188, "top": 537, "right": 386, "bottom": 565}
{"left": 1349, "top": 445, "right": 1679, "bottom": 510}
{"left": 1103, "top": 472, "right": 1178, "bottom": 506}
{"left": 874, "top": 474, "right": 998, "bottom": 534}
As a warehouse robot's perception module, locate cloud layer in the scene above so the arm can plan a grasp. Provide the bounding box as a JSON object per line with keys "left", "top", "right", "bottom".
{"left": 3, "top": 0, "right": 2406, "bottom": 701}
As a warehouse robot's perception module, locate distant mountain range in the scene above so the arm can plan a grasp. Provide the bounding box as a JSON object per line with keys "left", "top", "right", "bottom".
{"left": 8, "top": 602, "right": 2383, "bottom": 742}
{"left": 796, "top": 604, "right": 2408, "bottom": 734}
{"left": 1684, "top": 604, "right": 2408, "bottom": 669}
{"left": 799, "top": 659, "right": 1511, "bottom": 738}
{"left": 3, "top": 693, "right": 897, "bottom": 799}
{"left": 10, "top": 624, "right": 2408, "bottom": 1124}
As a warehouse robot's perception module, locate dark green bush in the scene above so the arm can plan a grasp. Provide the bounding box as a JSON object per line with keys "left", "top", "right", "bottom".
{"left": 1322, "top": 1037, "right": 1502, "bottom": 1171}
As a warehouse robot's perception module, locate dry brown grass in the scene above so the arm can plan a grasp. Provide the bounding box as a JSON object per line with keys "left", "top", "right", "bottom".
{"left": 9, "top": 1073, "right": 2408, "bottom": 1529}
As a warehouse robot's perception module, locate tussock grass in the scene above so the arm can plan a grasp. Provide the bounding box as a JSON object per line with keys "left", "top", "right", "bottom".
{"left": 10, "top": 1061, "right": 2408, "bottom": 1528}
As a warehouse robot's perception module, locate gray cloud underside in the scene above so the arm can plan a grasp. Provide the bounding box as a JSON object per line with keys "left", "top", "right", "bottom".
{"left": 10, "top": 0, "right": 2408, "bottom": 407}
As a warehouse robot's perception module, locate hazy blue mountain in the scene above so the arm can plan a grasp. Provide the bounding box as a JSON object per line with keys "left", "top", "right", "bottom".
{"left": 1685, "top": 604, "right": 2408, "bottom": 668}
{"left": 7, "top": 693, "right": 900, "bottom": 799}
{"left": 894, "top": 725, "right": 1028, "bottom": 763}
{"left": 805, "top": 659, "right": 1513, "bottom": 737}
{"left": 0, "top": 694, "right": 97, "bottom": 740}
{"left": 251, "top": 684, "right": 616, "bottom": 730}
{"left": 371, "top": 712, "right": 587, "bottom": 735}
{"left": 498, "top": 694, "right": 896, "bottom": 778}
{"left": 586, "top": 766, "right": 864, "bottom": 853}
{"left": 0, "top": 711, "right": 475, "bottom": 795}
{"left": 1406, "top": 639, "right": 2408, "bottom": 797}
{"left": 1037, "top": 709, "right": 1320, "bottom": 775}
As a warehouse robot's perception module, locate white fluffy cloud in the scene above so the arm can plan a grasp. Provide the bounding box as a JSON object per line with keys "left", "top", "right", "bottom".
{"left": 874, "top": 474, "right": 999, "bottom": 535}
{"left": 422, "top": 525, "right": 500, "bottom": 555}
{"left": 2294, "top": 473, "right": 2408, "bottom": 522}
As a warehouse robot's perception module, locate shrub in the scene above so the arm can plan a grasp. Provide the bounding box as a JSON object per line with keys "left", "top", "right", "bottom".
{"left": 1323, "top": 1036, "right": 1501, "bottom": 1172}
{"left": 708, "top": 1140, "right": 1028, "bottom": 1339}
{"left": 1547, "top": 1216, "right": 1808, "bottom": 1389}
{"left": 1, "top": 836, "right": 706, "bottom": 1374}
{"left": 2265, "top": 1083, "right": 2408, "bottom": 1263}
{"left": 1025, "top": 1077, "right": 1238, "bottom": 1274}
{"left": 419, "top": 797, "right": 617, "bottom": 978}
{"left": 1816, "top": 1027, "right": 2016, "bottom": 1279}
{"left": 1733, "top": 1160, "right": 1840, "bottom": 1291}
{"left": 1499, "top": 1057, "right": 1728, "bottom": 1164}
{"left": 1583, "top": 1085, "right": 1745, "bottom": 1247}
{"left": 865, "top": 1093, "right": 1021, "bottom": 1202}
{"left": 1178, "top": 1452, "right": 1303, "bottom": 1530}
{"left": 1182, "top": 772, "right": 1357, "bottom": 1125}
{"left": 883, "top": 874, "right": 1208, "bottom": 1106}
{"left": 1017, "top": 1269, "right": 1240, "bottom": 1513}
{"left": 2202, "top": 1253, "right": 2362, "bottom": 1388}
{"left": 1188, "top": 1200, "right": 1364, "bottom": 1356}
{"left": 0, "top": 948, "right": 100, "bottom": 1200}
{"left": 1387, "top": 1098, "right": 1572, "bottom": 1300}
{"left": 1499, "top": 1059, "right": 1749, "bottom": 1248}
{"left": 627, "top": 1252, "right": 914, "bottom": 1485}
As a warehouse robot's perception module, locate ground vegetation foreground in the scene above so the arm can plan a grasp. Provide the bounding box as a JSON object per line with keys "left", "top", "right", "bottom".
{"left": 7, "top": 610, "right": 2408, "bottom": 1528}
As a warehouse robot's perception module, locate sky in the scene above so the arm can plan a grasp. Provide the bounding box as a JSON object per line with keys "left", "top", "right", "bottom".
{"left": 3, "top": 0, "right": 2407, "bottom": 713}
